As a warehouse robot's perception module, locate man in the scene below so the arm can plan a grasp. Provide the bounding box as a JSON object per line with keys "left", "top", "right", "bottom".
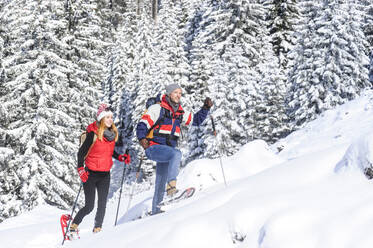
{"left": 136, "top": 83, "right": 213, "bottom": 214}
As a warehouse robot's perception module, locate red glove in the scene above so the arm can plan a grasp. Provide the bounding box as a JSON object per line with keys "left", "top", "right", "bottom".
{"left": 118, "top": 154, "right": 131, "bottom": 165}
{"left": 77, "top": 167, "right": 89, "bottom": 183}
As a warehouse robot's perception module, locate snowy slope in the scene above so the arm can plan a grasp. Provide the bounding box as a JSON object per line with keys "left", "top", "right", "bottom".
{"left": 2, "top": 90, "right": 373, "bottom": 248}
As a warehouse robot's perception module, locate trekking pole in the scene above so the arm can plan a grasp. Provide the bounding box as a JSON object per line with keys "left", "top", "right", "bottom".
{"left": 62, "top": 183, "right": 83, "bottom": 245}
{"left": 125, "top": 154, "right": 144, "bottom": 215}
{"left": 210, "top": 115, "right": 227, "bottom": 187}
{"left": 114, "top": 149, "right": 129, "bottom": 226}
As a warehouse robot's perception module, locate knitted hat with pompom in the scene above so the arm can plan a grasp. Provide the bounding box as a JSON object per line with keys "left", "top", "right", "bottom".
{"left": 96, "top": 103, "right": 113, "bottom": 122}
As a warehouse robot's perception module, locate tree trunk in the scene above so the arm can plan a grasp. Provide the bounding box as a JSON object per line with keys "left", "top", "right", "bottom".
{"left": 152, "top": 0, "right": 158, "bottom": 21}
{"left": 137, "top": 0, "right": 142, "bottom": 15}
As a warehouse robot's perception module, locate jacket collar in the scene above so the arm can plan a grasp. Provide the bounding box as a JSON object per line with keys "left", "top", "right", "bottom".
{"left": 161, "top": 94, "right": 184, "bottom": 115}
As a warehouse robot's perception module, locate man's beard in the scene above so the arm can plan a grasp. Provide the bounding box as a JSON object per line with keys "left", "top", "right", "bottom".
{"left": 170, "top": 97, "right": 180, "bottom": 104}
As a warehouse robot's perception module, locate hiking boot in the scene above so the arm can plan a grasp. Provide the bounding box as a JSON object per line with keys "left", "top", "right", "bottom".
{"left": 93, "top": 227, "right": 102, "bottom": 233}
{"left": 69, "top": 223, "right": 79, "bottom": 240}
{"left": 69, "top": 223, "right": 78, "bottom": 232}
{"left": 166, "top": 180, "right": 178, "bottom": 196}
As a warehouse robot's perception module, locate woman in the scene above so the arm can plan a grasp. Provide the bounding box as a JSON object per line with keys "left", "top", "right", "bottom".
{"left": 70, "top": 104, "right": 130, "bottom": 235}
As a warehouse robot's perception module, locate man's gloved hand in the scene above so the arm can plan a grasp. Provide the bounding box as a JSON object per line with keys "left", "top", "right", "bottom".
{"left": 118, "top": 153, "right": 131, "bottom": 165}
{"left": 203, "top": 97, "right": 213, "bottom": 110}
{"left": 77, "top": 167, "right": 89, "bottom": 183}
{"left": 139, "top": 138, "right": 150, "bottom": 150}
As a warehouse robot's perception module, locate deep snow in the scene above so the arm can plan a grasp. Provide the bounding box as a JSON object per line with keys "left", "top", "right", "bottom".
{"left": 2, "top": 90, "right": 373, "bottom": 248}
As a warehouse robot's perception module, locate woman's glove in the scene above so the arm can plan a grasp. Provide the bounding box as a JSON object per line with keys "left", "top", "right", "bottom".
{"left": 118, "top": 154, "right": 131, "bottom": 165}
{"left": 77, "top": 167, "right": 89, "bottom": 183}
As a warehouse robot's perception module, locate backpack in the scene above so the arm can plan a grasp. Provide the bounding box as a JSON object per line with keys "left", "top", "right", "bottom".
{"left": 146, "top": 93, "right": 161, "bottom": 109}
{"left": 143, "top": 93, "right": 164, "bottom": 139}
{"left": 143, "top": 93, "right": 184, "bottom": 141}
{"left": 80, "top": 131, "right": 97, "bottom": 159}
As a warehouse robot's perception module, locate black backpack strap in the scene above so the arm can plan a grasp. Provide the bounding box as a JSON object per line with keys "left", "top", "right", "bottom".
{"left": 147, "top": 107, "right": 183, "bottom": 146}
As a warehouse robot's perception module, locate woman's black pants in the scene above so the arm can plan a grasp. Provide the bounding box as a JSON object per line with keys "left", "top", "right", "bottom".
{"left": 72, "top": 170, "right": 110, "bottom": 228}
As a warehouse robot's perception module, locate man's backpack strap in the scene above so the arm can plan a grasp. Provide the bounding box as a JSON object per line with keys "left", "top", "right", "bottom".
{"left": 147, "top": 106, "right": 165, "bottom": 137}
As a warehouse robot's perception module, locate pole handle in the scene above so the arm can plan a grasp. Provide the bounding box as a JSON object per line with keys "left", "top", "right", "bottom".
{"left": 210, "top": 115, "right": 217, "bottom": 136}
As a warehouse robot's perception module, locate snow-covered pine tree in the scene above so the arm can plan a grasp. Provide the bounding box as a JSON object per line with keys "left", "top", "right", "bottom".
{"left": 186, "top": 0, "right": 285, "bottom": 159}
{"left": 356, "top": 0, "right": 373, "bottom": 51}
{"left": 104, "top": 10, "right": 141, "bottom": 194}
{"left": 96, "top": 0, "right": 123, "bottom": 32}
{"left": 286, "top": 0, "right": 319, "bottom": 128}
{"left": 128, "top": 14, "right": 164, "bottom": 176}
{"left": 247, "top": 1, "right": 290, "bottom": 143}
{"left": 262, "top": 0, "right": 299, "bottom": 70}
{"left": 370, "top": 51, "right": 373, "bottom": 84}
{"left": 287, "top": 0, "right": 370, "bottom": 127}
{"left": 220, "top": 39, "right": 259, "bottom": 153}
{"left": 156, "top": 0, "right": 190, "bottom": 89}
{"left": 185, "top": 1, "right": 232, "bottom": 162}
{"left": 257, "top": 60, "right": 289, "bottom": 143}
{"left": 0, "top": 0, "right": 101, "bottom": 222}
{"left": 359, "top": 0, "right": 373, "bottom": 84}
{"left": 0, "top": 20, "right": 4, "bottom": 86}
{"left": 107, "top": 29, "right": 136, "bottom": 149}
{"left": 344, "top": 0, "right": 371, "bottom": 87}
{"left": 366, "top": 6, "right": 373, "bottom": 48}
{"left": 105, "top": 0, "right": 129, "bottom": 29}
{"left": 67, "top": 0, "right": 112, "bottom": 96}
{"left": 222, "top": 0, "right": 285, "bottom": 146}
{"left": 104, "top": 1, "right": 138, "bottom": 123}
{"left": 260, "top": 0, "right": 297, "bottom": 139}
{"left": 186, "top": 0, "right": 216, "bottom": 100}
{"left": 204, "top": 0, "right": 288, "bottom": 154}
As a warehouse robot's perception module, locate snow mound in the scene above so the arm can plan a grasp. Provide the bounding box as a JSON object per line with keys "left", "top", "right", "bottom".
{"left": 275, "top": 89, "right": 373, "bottom": 159}
{"left": 335, "top": 133, "right": 373, "bottom": 179}
{"left": 178, "top": 139, "right": 284, "bottom": 190}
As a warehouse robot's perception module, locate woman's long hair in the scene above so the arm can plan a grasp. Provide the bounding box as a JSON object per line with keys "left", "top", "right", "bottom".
{"left": 97, "top": 119, "right": 118, "bottom": 142}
